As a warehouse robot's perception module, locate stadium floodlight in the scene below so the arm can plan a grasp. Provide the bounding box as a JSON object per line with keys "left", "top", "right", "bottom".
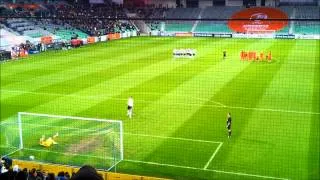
{"left": 1, "top": 112, "right": 123, "bottom": 171}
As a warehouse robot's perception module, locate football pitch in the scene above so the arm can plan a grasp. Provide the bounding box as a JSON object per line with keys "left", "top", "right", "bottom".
{"left": 0, "top": 37, "right": 319, "bottom": 180}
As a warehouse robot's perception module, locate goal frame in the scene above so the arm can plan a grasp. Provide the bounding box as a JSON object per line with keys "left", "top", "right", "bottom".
{"left": 14, "top": 112, "right": 124, "bottom": 168}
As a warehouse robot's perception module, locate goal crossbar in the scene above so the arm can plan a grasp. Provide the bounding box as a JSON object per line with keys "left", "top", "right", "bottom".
{"left": 14, "top": 112, "right": 124, "bottom": 169}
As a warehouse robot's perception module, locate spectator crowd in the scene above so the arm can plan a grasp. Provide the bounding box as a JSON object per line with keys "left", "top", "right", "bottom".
{"left": 1, "top": 2, "right": 136, "bottom": 37}
{"left": 0, "top": 156, "right": 103, "bottom": 180}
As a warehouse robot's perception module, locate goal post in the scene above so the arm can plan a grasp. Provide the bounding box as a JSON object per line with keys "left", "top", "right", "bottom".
{"left": 0, "top": 115, "right": 21, "bottom": 158}
{"left": 2, "top": 112, "right": 123, "bottom": 171}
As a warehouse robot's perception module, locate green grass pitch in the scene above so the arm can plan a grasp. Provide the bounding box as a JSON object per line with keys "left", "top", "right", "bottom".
{"left": 0, "top": 37, "right": 319, "bottom": 180}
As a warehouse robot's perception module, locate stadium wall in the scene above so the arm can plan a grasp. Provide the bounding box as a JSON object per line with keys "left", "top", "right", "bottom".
{"left": 199, "top": 0, "right": 213, "bottom": 8}
{"left": 145, "top": 0, "right": 177, "bottom": 8}
{"left": 226, "top": 0, "right": 243, "bottom": 6}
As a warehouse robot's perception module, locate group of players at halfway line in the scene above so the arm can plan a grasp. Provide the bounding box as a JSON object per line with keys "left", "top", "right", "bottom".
{"left": 173, "top": 49, "right": 272, "bottom": 63}
{"left": 173, "top": 49, "right": 197, "bottom": 58}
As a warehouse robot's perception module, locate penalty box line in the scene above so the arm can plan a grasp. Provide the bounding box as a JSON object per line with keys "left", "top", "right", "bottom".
{"left": 203, "top": 142, "right": 223, "bottom": 170}
{"left": 122, "top": 134, "right": 288, "bottom": 180}
{"left": 124, "top": 159, "right": 289, "bottom": 180}
{"left": 2, "top": 89, "right": 319, "bottom": 115}
{"left": 125, "top": 132, "right": 224, "bottom": 170}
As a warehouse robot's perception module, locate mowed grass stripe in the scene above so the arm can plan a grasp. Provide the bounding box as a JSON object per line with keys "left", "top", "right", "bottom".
{"left": 74, "top": 37, "right": 233, "bottom": 118}
{"left": 138, "top": 40, "right": 295, "bottom": 179}
{"left": 1, "top": 38, "right": 178, "bottom": 92}
{"left": 2, "top": 38, "right": 213, "bottom": 165}
{"left": 255, "top": 40, "right": 319, "bottom": 112}
{"left": 125, "top": 39, "right": 266, "bottom": 135}
{"left": 207, "top": 40, "right": 296, "bottom": 177}
{"left": 0, "top": 42, "right": 129, "bottom": 78}
{"left": 118, "top": 39, "right": 272, "bottom": 171}
{"left": 0, "top": 38, "right": 190, "bottom": 119}
{"left": 2, "top": 37, "right": 224, "bottom": 147}
{"left": 308, "top": 40, "right": 319, "bottom": 179}
{"left": 237, "top": 40, "right": 318, "bottom": 180}
{"left": 1, "top": 49, "right": 175, "bottom": 119}
{"left": 17, "top": 38, "right": 217, "bottom": 165}
{"left": 115, "top": 38, "right": 288, "bottom": 179}
{"left": 0, "top": 38, "right": 161, "bottom": 78}
{"left": 71, "top": 38, "right": 237, "bottom": 167}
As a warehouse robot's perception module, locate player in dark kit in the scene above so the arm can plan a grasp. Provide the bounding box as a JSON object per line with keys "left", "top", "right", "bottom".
{"left": 226, "top": 112, "right": 232, "bottom": 138}
{"left": 223, "top": 51, "right": 227, "bottom": 60}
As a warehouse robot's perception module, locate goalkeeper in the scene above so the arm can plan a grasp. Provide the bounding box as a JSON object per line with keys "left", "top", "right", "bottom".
{"left": 39, "top": 133, "right": 59, "bottom": 147}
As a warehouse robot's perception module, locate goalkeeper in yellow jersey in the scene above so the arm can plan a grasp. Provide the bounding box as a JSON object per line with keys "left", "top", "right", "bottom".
{"left": 39, "top": 133, "right": 59, "bottom": 147}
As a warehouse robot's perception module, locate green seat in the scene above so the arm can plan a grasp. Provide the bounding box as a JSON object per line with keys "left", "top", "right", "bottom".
{"left": 165, "top": 23, "right": 193, "bottom": 32}
{"left": 195, "top": 23, "right": 231, "bottom": 33}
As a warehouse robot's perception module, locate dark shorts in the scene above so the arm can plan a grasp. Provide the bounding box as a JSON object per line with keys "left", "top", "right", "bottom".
{"left": 128, "top": 106, "right": 132, "bottom": 110}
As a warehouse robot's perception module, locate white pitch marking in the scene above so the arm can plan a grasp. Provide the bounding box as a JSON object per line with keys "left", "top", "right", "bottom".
{"left": 2, "top": 146, "right": 289, "bottom": 179}
{"left": 286, "top": 62, "right": 320, "bottom": 65}
{"left": 23, "top": 147, "right": 113, "bottom": 160}
{"left": 124, "top": 159, "right": 289, "bottom": 180}
{"left": 227, "top": 105, "right": 320, "bottom": 115}
{"left": 1, "top": 132, "right": 288, "bottom": 180}
{"left": 130, "top": 91, "right": 226, "bottom": 107}
{"left": 0, "top": 122, "right": 107, "bottom": 133}
{"left": 0, "top": 122, "right": 221, "bottom": 145}
{"left": 1, "top": 89, "right": 319, "bottom": 115}
{"left": 124, "top": 132, "right": 222, "bottom": 144}
{"left": 203, "top": 142, "right": 223, "bottom": 169}
{"left": 18, "top": 112, "right": 122, "bottom": 123}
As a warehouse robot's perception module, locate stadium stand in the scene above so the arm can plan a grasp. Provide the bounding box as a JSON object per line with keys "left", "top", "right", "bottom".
{"left": 165, "top": 8, "right": 201, "bottom": 32}
{"left": 195, "top": 6, "right": 241, "bottom": 33}
{"left": 275, "top": 6, "right": 294, "bottom": 34}
{"left": 0, "top": 2, "right": 134, "bottom": 38}
{"left": 294, "top": 6, "right": 320, "bottom": 35}
{"left": 0, "top": 28, "right": 27, "bottom": 51}
{"left": 49, "top": 4, "right": 135, "bottom": 36}
{"left": 132, "top": 7, "right": 167, "bottom": 32}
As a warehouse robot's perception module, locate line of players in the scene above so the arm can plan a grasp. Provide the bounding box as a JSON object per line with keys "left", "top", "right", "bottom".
{"left": 240, "top": 51, "right": 272, "bottom": 62}
{"left": 173, "top": 49, "right": 197, "bottom": 58}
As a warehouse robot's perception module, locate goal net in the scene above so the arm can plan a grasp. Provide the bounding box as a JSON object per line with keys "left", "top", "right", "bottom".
{"left": 0, "top": 112, "right": 123, "bottom": 171}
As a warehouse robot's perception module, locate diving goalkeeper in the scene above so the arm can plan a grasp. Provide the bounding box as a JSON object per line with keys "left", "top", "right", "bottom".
{"left": 39, "top": 133, "right": 59, "bottom": 147}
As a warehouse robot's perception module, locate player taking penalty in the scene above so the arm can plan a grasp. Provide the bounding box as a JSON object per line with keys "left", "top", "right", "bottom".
{"left": 127, "top": 96, "right": 134, "bottom": 119}
{"left": 39, "top": 132, "right": 59, "bottom": 147}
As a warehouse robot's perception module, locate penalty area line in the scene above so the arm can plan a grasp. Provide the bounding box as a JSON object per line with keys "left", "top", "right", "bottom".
{"left": 203, "top": 142, "right": 223, "bottom": 169}
{"left": 125, "top": 132, "right": 222, "bottom": 144}
{"left": 124, "top": 159, "right": 289, "bottom": 180}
